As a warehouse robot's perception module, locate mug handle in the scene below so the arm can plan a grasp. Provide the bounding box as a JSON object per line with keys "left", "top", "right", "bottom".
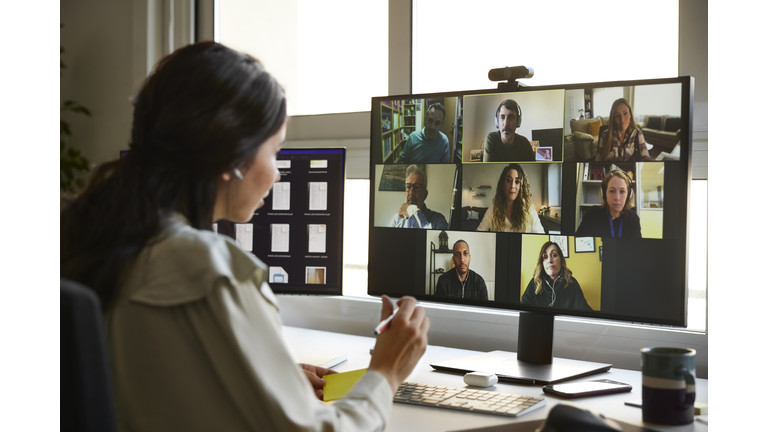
{"left": 676, "top": 366, "right": 696, "bottom": 408}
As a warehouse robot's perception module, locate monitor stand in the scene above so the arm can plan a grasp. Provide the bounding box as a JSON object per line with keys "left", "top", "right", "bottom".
{"left": 429, "top": 312, "right": 612, "bottom": 385}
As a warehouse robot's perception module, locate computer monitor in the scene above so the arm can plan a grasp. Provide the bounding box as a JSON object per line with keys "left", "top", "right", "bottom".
{"left": 368, "top": 77, "right": 693, "bottom": 383}
{"left": 217, "top": 147, "right": 346, "bottom": 295}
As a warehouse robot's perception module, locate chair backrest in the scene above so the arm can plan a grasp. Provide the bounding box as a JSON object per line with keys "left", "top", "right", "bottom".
{"left": 61, "top": 278, "right": 117, "bottom": 432}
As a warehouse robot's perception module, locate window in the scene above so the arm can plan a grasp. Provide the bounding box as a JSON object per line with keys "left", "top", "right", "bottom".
{"left": 412, "top": 0, "right": 679, "bottom": 93}
{"left": 219, "top": 0, "right": 388, "bottom": 116}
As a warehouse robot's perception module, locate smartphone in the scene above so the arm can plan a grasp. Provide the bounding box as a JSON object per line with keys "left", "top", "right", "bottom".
{"left": 542, "top": 379, "right": 632, "bottom": 399}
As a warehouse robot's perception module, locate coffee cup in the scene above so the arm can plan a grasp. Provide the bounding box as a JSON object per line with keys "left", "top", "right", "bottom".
{"left": 640, "top": 347, "right": 696, "bottom": 425}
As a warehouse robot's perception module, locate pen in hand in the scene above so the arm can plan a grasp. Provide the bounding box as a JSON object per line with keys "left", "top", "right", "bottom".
{"left": 372, "top": 307, "right": 399, "bottom": 335}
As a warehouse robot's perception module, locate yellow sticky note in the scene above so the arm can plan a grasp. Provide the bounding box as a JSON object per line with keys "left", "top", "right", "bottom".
{"left": 322, "top": 368, "right": 367, "bottom": 401}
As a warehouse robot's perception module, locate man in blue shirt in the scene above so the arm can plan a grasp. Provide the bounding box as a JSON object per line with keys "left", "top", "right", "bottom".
{"left": 399, "top": 103, "right": 451, "bottom": 164}
{"left": 389, "top": 165, "right": 448, "bottom": 229}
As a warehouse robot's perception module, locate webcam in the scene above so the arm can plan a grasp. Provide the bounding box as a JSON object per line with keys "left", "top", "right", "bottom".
{"left": 488, "top": 66, "right": 534, "bottom": 82}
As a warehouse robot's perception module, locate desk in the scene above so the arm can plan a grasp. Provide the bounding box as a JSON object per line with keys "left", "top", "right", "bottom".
{"left": 284, "top": 326, "right": 708, "bottom": 432}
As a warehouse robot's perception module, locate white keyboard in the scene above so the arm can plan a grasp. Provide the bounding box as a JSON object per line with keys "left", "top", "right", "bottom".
{"left": 394, "top": 382, "right": 546, "bottom": 417}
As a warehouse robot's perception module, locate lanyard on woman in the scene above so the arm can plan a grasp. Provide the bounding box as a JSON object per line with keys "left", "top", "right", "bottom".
{"left": 607, "top": 213, "right": 623, "bottom": 237}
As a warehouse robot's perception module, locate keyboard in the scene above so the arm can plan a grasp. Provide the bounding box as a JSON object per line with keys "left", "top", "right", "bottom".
{"left": 394, "top": 382, "right": 546, "bottom": 418}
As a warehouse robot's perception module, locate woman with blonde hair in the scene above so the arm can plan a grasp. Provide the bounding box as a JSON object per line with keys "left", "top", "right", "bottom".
{"left": 596, "top": 98, "right": 652, "bottom": 162}
{"left": 576, "top": 169, "right": 642, "bottom": 238}
{"left": 521, "top": 241, "right": 591, "bottom": 310}
{"left": 476, "top": 164, "right": 544, "bottom": 233}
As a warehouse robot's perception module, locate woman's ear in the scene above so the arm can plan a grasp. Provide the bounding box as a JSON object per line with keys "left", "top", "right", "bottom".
{"left": 221, "top": 171, "right": 232, "bottom": 182}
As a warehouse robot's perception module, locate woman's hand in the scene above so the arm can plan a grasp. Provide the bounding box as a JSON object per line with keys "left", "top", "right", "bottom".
{"left": 299, "top": 363, "right": 337, "bottom": 400}
{"left": 368, "top": 295, "right": 430, "bottom": 394}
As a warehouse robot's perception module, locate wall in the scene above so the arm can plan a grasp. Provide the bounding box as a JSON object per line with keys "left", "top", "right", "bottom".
{"left": 61, "top": 0, "right": 138, "bottom": 166}
{"left": 638, "top": 210, "right": 663, "bottom": 239}
{"left": 634, "top": 83, "right": 682, "bottom": 118}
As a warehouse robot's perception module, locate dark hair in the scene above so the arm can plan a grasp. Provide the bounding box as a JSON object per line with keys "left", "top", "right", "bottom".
{"left": 496, "top": 99, "right": 520, "bottom": 120}
{"left": 426, "top": 102, "right": 447, "bottom": 121}
{"left": 61, "top": 42, "right": 287, "bottom": 308}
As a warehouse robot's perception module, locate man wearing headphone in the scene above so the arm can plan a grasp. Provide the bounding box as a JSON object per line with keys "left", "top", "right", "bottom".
{"left": 575, "top": 169, "right": 642, "bottom": 238}
{"left": 399, "top": 102, "right": 451, "bottom": 164}
{"left": 482, "top": 99, "right": 535, "bottom": 162}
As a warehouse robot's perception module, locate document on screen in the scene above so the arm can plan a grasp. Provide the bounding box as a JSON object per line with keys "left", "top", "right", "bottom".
{"left": 308, "top": 182, "right": 328, "bottom": 211}
{"left": 271, "top": 224, "right": 290, "bottom": 252}
{"left": 273, "top": 182, "right": 291, "bottom": 211}
{"left": 308, "top": 224, "right": 327, "bottom": 253}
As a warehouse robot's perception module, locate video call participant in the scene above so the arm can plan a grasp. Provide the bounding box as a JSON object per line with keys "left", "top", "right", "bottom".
{"left": 61, "top": 42, "right": 429, "bottom": 431}
{"left": 389, "top": 165, "right": 449, "bottom": 229}
{"left": 477, "top": 164, "right": 545, "bottom": 233}
{"left": 521, "top": 241, "right": 592, "bottom": 310}
{"left": 435, "top": 240, "right": 488, "bottom": 300}
{"left": 399, "top": 103, "right": 450, "bottom": 164}
{"left": 576, "top": 169, "right": 642, "bottom": 238}
{"left": 482, "top": 99, "right": 535, "bottom": 162}
{"left": 596, "top": 98, "right": 652, "bottom": 162}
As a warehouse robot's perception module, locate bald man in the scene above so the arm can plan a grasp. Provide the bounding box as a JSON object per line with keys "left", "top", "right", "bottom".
{"left": 435, "top": 240, "right": 488, "bottom": 300}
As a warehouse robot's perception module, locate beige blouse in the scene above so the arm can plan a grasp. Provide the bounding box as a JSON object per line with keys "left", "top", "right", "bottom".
{"left": 476, "top": 203, "right": 545, "bottom": 233}
{"left": 106, "top": 215, "right": 392, "bottom": 431}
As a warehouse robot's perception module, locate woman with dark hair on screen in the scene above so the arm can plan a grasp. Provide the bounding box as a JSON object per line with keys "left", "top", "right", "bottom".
{"left": 576, "top": 169, "right": 642, "bottom": 238}
{"left": 596, "top": 98, "right": 652, "bottom": 162}
{"left": 61, "top": 42, "right": 429, "bottom": 431}
{"left": 521, "top": 242, "right": 591, "bottom": 310}
{"left": 476, "top": 163, "right": 544, "bottom": 233}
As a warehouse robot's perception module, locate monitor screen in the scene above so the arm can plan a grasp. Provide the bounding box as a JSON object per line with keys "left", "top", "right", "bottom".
{"left": 216, "top": 147, "right": 346, "bottom": 295}
{"left": 368, "top": 77, "right": 692, "bottom": 328}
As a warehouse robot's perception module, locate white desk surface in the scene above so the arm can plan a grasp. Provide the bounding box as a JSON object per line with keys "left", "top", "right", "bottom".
{"left": 284, "top": 326, "right": 708, "bottom": 432}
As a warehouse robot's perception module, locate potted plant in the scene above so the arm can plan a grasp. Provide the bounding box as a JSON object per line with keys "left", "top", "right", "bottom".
{"left": 60, "top": 27, "right": 92, "bottom": 205}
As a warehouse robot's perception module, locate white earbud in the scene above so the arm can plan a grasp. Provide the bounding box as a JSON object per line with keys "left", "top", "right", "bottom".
{"left": 232, "top": 168, "right": 244, "bottom": 180}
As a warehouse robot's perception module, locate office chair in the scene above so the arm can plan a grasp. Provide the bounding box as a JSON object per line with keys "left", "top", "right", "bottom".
{"left": 61, "top": 278, "right": 117, "bottom": 432}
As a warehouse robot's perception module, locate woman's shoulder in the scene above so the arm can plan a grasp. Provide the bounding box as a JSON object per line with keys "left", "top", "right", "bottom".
{"left": 623, "top": 209, "right": 641, "bottom": 221}
{"left": 583, "top": 206, "right": 606, "bottom": 218}
{"left": 126, "top": 216, "right": 266, "bottom": 306}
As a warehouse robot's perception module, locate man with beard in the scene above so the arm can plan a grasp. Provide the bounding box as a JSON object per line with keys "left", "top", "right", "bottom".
{"left": 399, "top": 103, "right": 450, "bottom": 164}
{"left": 389, "top": 165, "right": 448, "bottom": 229}
{"left": 482, "top": 99, "right": 535, "bottom": 162}
{"left": 435, "top": 240, "right": 488, "bottom": 300}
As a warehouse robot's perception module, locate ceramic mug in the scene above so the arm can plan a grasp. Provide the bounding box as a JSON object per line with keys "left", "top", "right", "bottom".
{"left": 640, "top": 347, "right": 696, "bottom": 425}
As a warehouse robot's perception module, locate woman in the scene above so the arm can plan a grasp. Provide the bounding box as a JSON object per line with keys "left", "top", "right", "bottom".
{"left": 61, "top": 42, "right": 429, "bottom": 431}
{"left": 476, "top": 164, "right": 544, "bottom": 233}
{"left": 576, "top": 169, "right": 642, "bottom": 238}
{"left": 596, "top": 98, "right": 652, "bottom": 162}
{"left": 521, "top": 242, "right": 591, "bottom": 310}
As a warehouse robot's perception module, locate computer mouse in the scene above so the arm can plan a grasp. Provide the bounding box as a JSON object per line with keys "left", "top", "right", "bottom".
{"left": 537, "top": 403, "right": 622, "bottom": 432}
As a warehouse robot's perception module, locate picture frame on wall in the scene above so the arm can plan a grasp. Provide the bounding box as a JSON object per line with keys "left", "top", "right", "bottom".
{"left": 549, "top": 235, "right": 568, "bottom": 258}
{"left": 575, "top": 237, "right": 595, "bottom": 253}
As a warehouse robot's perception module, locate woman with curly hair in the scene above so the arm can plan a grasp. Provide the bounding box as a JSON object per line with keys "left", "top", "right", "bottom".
{"left": 476, "top": 164, "right": 544, "bottom": 233}
{"left": 521, "top": 241, "right": 591, "bottom": 310}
